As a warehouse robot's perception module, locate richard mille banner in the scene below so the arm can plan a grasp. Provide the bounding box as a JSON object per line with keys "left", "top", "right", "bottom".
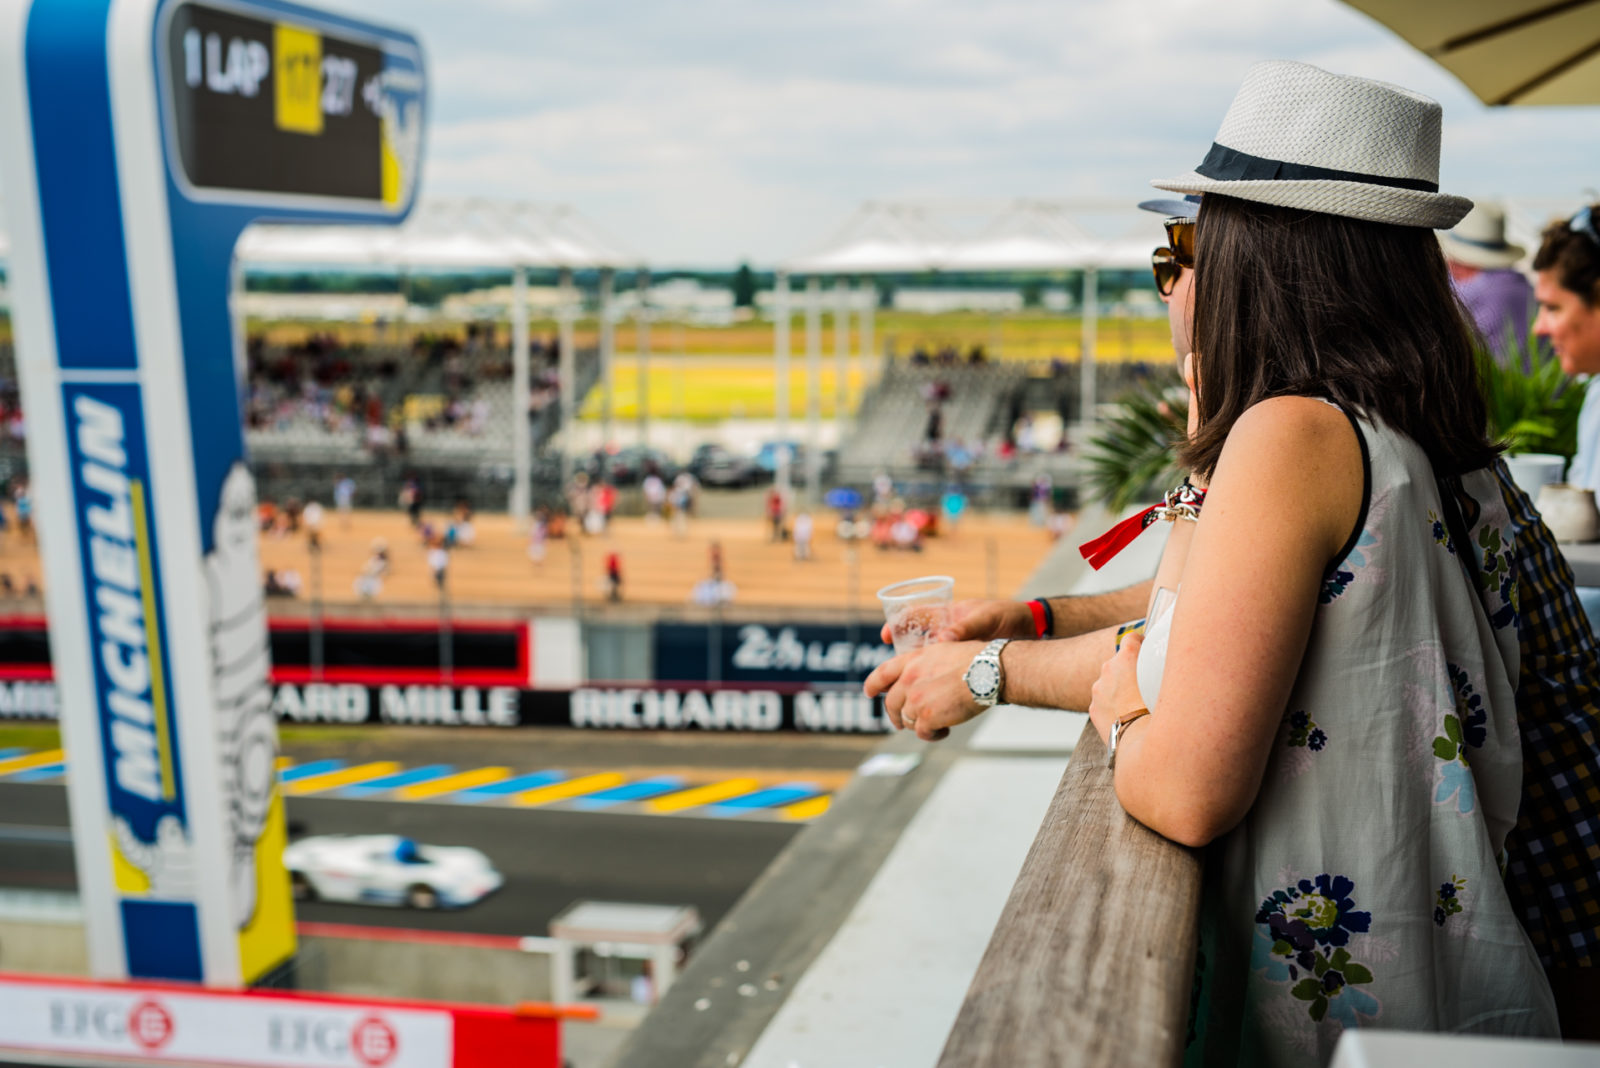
{"left": 1, "top": 679, "right": 891, "bottom": 734}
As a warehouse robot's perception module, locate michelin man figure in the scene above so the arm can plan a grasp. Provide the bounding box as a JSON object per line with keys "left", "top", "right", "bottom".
{"left": 113, "top": 813, "right": 197, "bottom": 900}
{"left": 206, "top": 461, "right": 279, "bottom": 928}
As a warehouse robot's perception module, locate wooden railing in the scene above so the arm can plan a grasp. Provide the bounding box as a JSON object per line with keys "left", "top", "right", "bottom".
{"left": 937, "top": 721, "right": 1204, "bottom": 1067}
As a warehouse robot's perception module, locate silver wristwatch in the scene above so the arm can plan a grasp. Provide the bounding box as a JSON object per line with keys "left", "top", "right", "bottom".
{"left": 963, "top": 638, "right": 1010, "bottom": 708}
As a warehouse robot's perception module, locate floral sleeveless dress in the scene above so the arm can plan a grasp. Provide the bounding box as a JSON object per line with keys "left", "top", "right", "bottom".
{"left": 1137, "top": 410, "right": 1559, "bottom": 1067}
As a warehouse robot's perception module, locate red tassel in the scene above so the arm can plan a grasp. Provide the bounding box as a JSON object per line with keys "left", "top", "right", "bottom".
{"left": 1078, "top": 505, "right": 1159, "bottom": 570}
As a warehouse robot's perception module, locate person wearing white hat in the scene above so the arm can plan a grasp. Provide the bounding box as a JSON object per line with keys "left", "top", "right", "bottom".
{"left": 1128, "top": 62, "right": 1558, "bottom": 1057}
{"left": 1442, "top": 202, "right": 1535, "bottom": 364}
{"left": 871, "top": 60, "right": 1563, "bottom": 1060}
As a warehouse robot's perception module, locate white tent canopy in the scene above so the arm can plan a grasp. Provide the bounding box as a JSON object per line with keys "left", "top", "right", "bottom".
{"left": 786, "top": 202, "right": 951, "bottom": 275}
{"left": 780, "top": 198, "right": 1171, "bottom": 449}
{"left": 230, "top": 224, "right": 398, "bottom": 266}
{"left": 784, "top": 198, "right": 1164, "bottom": 276}
{"left": 235, "top": 196, "right": 640, "bottom": 272}
{"left": 944, "top": 201, "right": 1099, "bottom": 272}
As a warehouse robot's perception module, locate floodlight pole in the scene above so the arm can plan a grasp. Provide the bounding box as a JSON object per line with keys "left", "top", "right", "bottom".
{"left": 637, "top": 268, "right": 651, "bottom": 449}
{"left": 599, "top": 267, "right": 615, "bottom": 448}
{"left": 1080, "top": 266, "right": 1099, "bottom": 434}
{"left": 805, "top": 275, "right": 822, "bottom": 505}
{"left": 834, "top": 277, "right": 849, "bottom": 440}
{"left": 774, "top": 270, "right": 791, "bottom": 497}
{"left": 558, "top": 266, "right": 577, "bottom": 487}
{"left": 511, "top": 264, "right": 531, "bottom": 524}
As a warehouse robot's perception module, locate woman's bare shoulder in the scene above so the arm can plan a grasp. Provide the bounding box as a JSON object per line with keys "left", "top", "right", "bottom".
{"left": 1222, "top": 396, "right": 1360, "bottom": 469}
{"left": 1209, "top": 396, "right": 1364, "bottom": 552}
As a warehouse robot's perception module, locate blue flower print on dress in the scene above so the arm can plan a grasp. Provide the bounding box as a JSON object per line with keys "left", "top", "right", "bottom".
{"left": 1320, "top": 568, "right": 1356, "bottom": 604}
{"left": 1432, "top": 665, "right": 1483, "bottom": 815}
{"left": 1257, "top": 875, "right": 1379, "bottom": 1025}
{"left": 1473, "top": 523, "right": 1518, "bottom": 630}
{"left": 1447, "top": 663, "right": 1487, "bottom": 749}
{"left": 1320, "top": 520, "right": 1382, "bottom": 604}
{"left": 1434, "top": 876, "right": 1466, "bottom": 928}
{"left": 1251, "top": 923, "right": 1294, "bottom": 982}
{"left": 1256, "top": 874, "right": 1373, "bottom": 952}
{"left": 1435, "top": 761, "right": 1476, "bottom": 814}
{"left": 1313, "top": 962, "right": 1381, "bottom": 1027}
{"left": 1428, "top": 510, "right": 1455, "bottom": 555}
{"left": 1285, "top": 710, "right": 1329, "bottom": 753}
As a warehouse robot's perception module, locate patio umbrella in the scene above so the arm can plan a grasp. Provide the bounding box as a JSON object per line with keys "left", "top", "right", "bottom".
{"left": 1342, "top": 0, "right": 1600, "bottom": 105}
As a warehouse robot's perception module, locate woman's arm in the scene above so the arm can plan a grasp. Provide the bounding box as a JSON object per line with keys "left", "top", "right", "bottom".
{"left": 1090, "top": 397, "right": 1364, "bottom": 847}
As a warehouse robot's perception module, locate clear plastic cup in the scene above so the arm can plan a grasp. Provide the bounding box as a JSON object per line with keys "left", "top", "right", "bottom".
{"left": 877, "top": 575, "right": 955, "bottom": 655}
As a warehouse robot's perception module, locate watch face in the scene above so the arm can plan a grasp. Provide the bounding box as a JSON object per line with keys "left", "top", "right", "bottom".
{"left": 967, "top": 660, "right": 999, "bottom": 698}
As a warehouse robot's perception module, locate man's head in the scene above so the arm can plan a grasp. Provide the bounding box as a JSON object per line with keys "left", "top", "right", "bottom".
{"left": 1532, "top": 205, "right": 1600, "bottom": 375}
{"left": 1440, "top": 201, "right": 1524, "bottom": 284}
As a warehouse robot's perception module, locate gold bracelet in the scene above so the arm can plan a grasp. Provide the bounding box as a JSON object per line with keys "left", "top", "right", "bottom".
{"left": 1107, "top": 708, "right": 1152, "bottom": 770}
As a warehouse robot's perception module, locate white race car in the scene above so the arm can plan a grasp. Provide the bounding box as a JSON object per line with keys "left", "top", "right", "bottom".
{"left": 284, "top": 834, "right": 503, "bottom": 910}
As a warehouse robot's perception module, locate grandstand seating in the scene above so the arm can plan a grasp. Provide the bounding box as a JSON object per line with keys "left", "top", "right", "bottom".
{"left": 245, "top": 342, "right": 600, "bottom": 471}
{"left": 839, "top": 361, "right": 1024, "bottom": 470}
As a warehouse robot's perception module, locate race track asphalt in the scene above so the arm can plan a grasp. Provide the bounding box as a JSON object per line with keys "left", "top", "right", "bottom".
{"left": 0, "top": 783, "right": 799, "bottom": 936}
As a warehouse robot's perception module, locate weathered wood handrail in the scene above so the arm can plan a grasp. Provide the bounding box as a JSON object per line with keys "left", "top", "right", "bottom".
{"left": 938, "top": 720, "right": 1203, "bottom": 1067}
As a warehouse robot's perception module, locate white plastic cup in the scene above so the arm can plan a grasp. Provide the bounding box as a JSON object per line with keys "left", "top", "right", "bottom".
{"left": 877, "top": 575, "right": 955, "bottom": 655}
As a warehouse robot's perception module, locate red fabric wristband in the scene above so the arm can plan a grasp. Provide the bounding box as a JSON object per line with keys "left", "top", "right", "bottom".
{"left": 1028, "top": 599, "right": 1049, "bottom": 638}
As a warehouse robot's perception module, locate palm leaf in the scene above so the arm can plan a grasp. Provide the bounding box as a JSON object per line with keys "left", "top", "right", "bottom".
{"left": 1479, "top": 330, "right": 1588, "bottom": 458}
{"left": 1085, "top": 370, "right": 1188, "bottom": 512}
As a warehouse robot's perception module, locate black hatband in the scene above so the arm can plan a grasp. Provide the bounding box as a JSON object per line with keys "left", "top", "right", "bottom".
{"left": 1194, "top": 143, "right": 1439, "bottom": 194}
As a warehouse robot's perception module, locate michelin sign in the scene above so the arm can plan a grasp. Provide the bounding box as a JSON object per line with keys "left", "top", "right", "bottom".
{"left": 0, "top": 0, "right": 424, "bottom": 985}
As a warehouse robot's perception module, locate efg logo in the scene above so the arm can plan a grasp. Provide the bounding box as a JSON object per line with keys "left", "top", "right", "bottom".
{"left": 268, "top": 1013, "right": 399, "bottom": 1066}
{"left": 48, "top": 997, "right": 173, "bottom": 1051}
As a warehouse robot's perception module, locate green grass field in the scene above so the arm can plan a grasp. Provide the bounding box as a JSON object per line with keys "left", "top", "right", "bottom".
{"left": 0, "top": 724, "right": 60, "bottom": 751}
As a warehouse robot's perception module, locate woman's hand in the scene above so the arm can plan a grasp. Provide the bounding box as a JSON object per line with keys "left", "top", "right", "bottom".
{"left": 1088, "top": 631, "right": 1147, "bottom": 745}
{"left": 863, "top": 640, "right": 987, "bottom": 741}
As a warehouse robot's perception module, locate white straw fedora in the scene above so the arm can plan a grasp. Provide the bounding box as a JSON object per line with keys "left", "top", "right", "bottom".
{"left": 1151, "top": 61, "right": 1473, "bottom": 230}
{"left": 1440, "top": 202, "right": 1526, "bottom": 268}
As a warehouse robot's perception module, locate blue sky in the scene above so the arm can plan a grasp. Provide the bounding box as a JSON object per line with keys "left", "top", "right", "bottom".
{"left": 284, "top": 0, "right": 1598, "bottom": 264}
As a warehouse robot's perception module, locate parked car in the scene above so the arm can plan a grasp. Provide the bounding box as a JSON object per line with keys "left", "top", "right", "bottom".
{"left": 688, "top": 443, "right": 761, "bottom": 488}
{"left": 752, "top": 441, "right": 837, "bottom": 484}
{"left": 582, "top": 445, "right": 679, "bottom": 486}
{"left": 284, "top": 834, "right": 503, "bottom": 910}
{"left": 753, "top": 440, "right": 803, "bottom": 479}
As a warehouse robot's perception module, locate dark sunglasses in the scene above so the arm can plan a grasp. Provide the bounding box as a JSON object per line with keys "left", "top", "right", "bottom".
{"left": 1150, "top": 216, "right": 1196, "bottom": 297}
{"left": 1165, "top": 216, "right": 1195, "bottom": 267}
{"left": 1151, "top": 247, "right": 1182, "bottom": 297}
{"left": 1571, "top": 205, "right": 1600, "bottom": 250}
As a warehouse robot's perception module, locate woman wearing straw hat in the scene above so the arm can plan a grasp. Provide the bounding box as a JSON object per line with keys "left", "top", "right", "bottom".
{"left": 1082, "top": 62, "right": 1559, "bottom": 1061}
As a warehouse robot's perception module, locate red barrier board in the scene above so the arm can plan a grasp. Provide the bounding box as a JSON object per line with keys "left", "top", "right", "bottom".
{"left": 0, "top": 972, "right": 566, "bottom": 1068}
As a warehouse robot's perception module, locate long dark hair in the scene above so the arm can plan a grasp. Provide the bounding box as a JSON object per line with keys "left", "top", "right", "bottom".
{"left": 1178, "top": 195, "right": 1498, "bottom": 480}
